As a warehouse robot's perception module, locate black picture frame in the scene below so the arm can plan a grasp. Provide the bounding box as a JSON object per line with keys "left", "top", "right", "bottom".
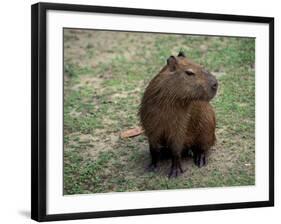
{"left": 31, "top": 2, "right": 274, "bottom": 222}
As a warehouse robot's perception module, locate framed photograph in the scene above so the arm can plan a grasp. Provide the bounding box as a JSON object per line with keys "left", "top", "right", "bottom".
{"left": 31, "top": 2, "right": 274, "bottom": 222}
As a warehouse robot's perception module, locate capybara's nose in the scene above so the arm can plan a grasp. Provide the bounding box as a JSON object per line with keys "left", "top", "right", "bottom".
{"left": 212, "top": 81, "right": 218, "bottom": 90}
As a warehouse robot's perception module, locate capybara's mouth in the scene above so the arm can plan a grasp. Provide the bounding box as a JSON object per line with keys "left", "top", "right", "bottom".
{"left": 208, "top": 87, "right": 218, "bottom": 101}
{"left": 212, "top": 82, "right": 218, "bottom": 91}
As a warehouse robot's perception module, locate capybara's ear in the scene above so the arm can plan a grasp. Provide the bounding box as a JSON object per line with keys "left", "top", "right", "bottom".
{"left": 167, "top": 55, "right": 177, "bottom": 71}
{"left": 178, "top": 51, "right": 185, "bottom": 57}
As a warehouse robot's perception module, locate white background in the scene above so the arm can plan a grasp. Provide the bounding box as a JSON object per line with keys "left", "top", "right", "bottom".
{"left": 0, "top": 0, "right": 279, "bottom": 223}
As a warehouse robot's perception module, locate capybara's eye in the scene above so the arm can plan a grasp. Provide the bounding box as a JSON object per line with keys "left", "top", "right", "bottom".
{"left": 185, "top": 70, "right": 195, "bottom": 76}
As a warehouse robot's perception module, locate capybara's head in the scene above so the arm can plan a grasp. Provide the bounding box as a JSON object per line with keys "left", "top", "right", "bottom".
{"left": 153, "top": 51, "right": 218, "bottom": 103}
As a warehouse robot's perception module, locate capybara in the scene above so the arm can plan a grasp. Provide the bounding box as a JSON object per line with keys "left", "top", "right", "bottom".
{"left": 139, "top": 51, "right": 218, "bottom": 178}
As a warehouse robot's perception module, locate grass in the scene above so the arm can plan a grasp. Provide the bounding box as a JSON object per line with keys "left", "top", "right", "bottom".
{"left": 63, "top": 29, "right": 255, "bottom": 195}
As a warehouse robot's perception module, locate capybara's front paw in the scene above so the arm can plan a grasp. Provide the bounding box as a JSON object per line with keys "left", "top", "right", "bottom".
{"left": 146, "top": 163, "right": 159, "bottom": 172}
{"left": 168, "top": 166, "right": 183, "bottom": 178}
{"left": 194, "top": 152, "right": 206, "bottom": 168}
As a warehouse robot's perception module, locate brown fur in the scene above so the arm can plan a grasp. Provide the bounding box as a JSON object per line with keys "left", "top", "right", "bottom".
{"left": 139, "top": 52, "right": 218, "bottom": 177}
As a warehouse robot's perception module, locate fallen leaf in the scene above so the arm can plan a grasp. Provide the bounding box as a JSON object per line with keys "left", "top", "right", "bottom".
{"left": 120, "top": 127, "right": 144, "bottom": 138}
